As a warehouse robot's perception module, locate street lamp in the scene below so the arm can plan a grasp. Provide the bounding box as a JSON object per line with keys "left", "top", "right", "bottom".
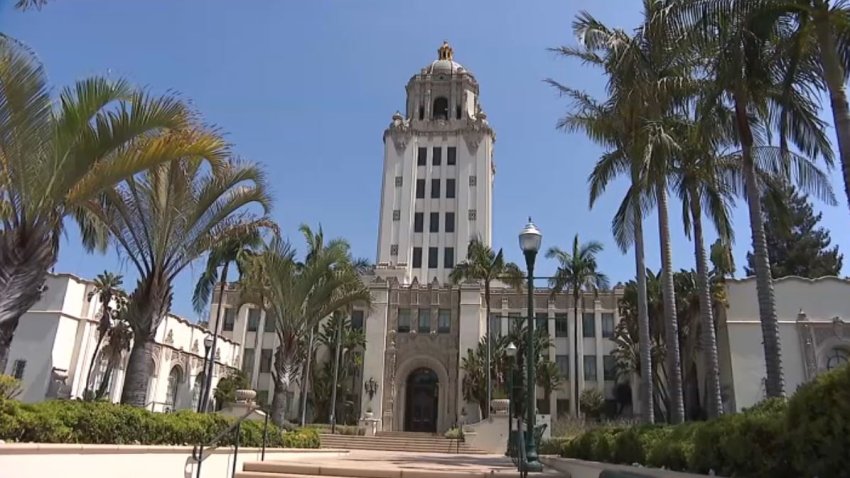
{"left": 518, "top": 218, "right": 543, "bottom": 472}
{"left": 198, "top": 334, "right": 214, "bottom": 413}
{"left": 505, "top": 342, "right": 517, "bottom": 457}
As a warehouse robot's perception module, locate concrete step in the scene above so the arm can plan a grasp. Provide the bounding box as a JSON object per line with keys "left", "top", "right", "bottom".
{"left": 239, "top": 461, "right": 520, "bottom": 478}
{"left": 318, "top": 434, "right": 488, "bottom": 455}
{"left": 320, "top": 436, "right": 470, "bottom": 446}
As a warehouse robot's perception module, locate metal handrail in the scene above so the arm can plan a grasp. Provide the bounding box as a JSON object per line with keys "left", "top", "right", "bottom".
{"left": 190, "top": 408, "right": 258, "bottom": 478}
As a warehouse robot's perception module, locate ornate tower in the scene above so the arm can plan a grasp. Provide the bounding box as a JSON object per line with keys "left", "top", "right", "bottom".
{"left": 376, "top": 42, "right": 495, "bottom": 285}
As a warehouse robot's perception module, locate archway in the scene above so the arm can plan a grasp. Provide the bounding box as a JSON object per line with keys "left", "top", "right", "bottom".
{"left": 405, "top": 368, "right": 438, "bottom": 432}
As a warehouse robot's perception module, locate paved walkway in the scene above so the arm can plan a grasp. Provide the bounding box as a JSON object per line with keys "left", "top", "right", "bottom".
{"left": 283, "top": 449, "right": 520, "bottom": 474}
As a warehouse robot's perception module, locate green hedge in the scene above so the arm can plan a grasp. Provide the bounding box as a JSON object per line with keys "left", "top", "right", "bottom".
{"left": 0, "top": 398, "right": 319, "bottom": 448}
{"left": 561, "top": 364, "right": 850, "bottom": 478}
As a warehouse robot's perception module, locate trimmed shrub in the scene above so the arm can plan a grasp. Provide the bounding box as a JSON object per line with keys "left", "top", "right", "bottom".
{"left": 786, "top": 363, "right": 850, "bottom": 478}
{"left": 538, "top": 437, "right": 569, "bottom": 455}
{"left": 0, "top": 398, "right": 319, "bottom": 448}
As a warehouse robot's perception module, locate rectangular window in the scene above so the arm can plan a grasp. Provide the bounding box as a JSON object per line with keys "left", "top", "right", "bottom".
{"left": 398, "top": 308, "right": 411, "bottom": 333}
{"left": 11, "top": 359, "right": 25, "bottom": 380}
{"left": 555, "top": 313, "right": 568, "bottom": 338}
{"left": 557, "top": 399, "right": 570, "bottom": 418}
{"left": 445, "top": 212, "right": 455, "bottom": 233}
{"left": 432, "top": 147, "right": 442, "bottom": 165}
{"left": 583, "top": 355, "right": 597, "bottom": 381}
{"left": 416, "top": 179, "right": 425, "bottom": 198}
{"left": 430, "top": 212, "right": 439, "bottom": 232}
{"left": 447, "top": 147, "right": 456, "bottom": 165}
{"left": 556, "top": 355, "right": 569, "bottom": 378}
{"left": 414, "top": 212, "right": 424, "bottom": 233}
{"left": 223, "top": 308, "right": 236, "bottom": 332}
{"left": 508, "top": 312, "right": 521, "bottom": 333}
{"left": 438, "top": 309, "right": 451, "bottom": 333}
{"left": 428, "top": 247, "right": 438, "bottom": 268}
{"left": 582, "top": 313, "right": 596, "bottom": 338}
{"left": 602, "top": 313, "right": 615, "bottom": 338}
{"left": 260, "top": 349, "right": 273, "bottom": 373}
{"left": 257, "top": 390, "right": 269, "bottom": 406}
{"left": 247, "top": 308, "right": 260, "bottom": 332}
{"left": 264, "top": 312, "right": 276, "bottom": 332}
{"left": 446, "top": 179, "right": 456, "bottom": 198}
{"left": 444, "top": 247, "right": 454, "bottom": 269}
{"left": 351, "top": 310, "right": 364, "bottom": 331}
{"left": 242, "top": 348, "right": 255, "bottom": 376}
{"left": 418, "top": 309, "right": 430, "bottom": 333}
{"left": 418, "top": 147, "right": 427, "bottom": 166}
{"left": 412, "top": 247, "right": 423, "bottom": 268}
{"left": 431, "top": 179, "right": 440, "bottom": 198}
{"left": 536, "top": 398, "right": 551, "bottom": 414}
{"left": 535, "top": 313, "right": 548, "bottom": 333}
{"left": 489, "top": 313, "right": 502, "bottom": 338}
{"left": 603, "top": 355, "right": 617, "bottom": 381}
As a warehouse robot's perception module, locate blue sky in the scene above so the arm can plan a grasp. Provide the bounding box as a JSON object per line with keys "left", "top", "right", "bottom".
{"left": 2, "top": 0, "right": 848, "bottom": 321}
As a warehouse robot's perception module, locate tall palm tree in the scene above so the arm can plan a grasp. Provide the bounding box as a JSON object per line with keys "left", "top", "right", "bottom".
{"left": 668, "top": 0, "right": 836, "bottom": 398}
{"left": 86, "top": 156, "right": 271, "bottom": 407}
{"left": 93, "top": 318, "right": 133, "bottom": 401}
{"left": 241, "top": 232, "right": 370, "bottom": 425}
{"left": 449, "top": 239, "right": 523, "bottom": 420}
{"left": 84, "top": 272, "right": 126, "bottom": 398}
{"left": 546, "top": 234, "right": 609, "bottom": 417}
{"left": 0, "top": 35, "right": 198, "bottom": 370}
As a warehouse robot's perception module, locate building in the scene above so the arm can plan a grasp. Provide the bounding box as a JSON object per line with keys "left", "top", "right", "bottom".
{"left": 4, "top": 273, "right": 239, "bottom": 412}
{"left": 216, "top": 43, "right": 625, "bottom": 433}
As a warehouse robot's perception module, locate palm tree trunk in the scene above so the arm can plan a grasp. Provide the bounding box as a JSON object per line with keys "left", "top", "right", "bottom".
{"left": 484, "top": 280, "right": 491, "bottom": 420}
{"left": 329, "top": 314, "right": 343, "bottom": 431}
{"left": 734, "top": 90, "right": 785, "bottom": 398}
{"left": 300, "top": 327, "right": 314, "bottom": 426}
{"left": 84, "top": 333, "right": 107, "bottom": 397}
{"left": 121, "top": 339, "right": 155, "bottom": 407}
{"left": 689, "top": 196, "right": 724, "bottom": 418}
{"left": 573, "top": 292, "right": 581, "bottom": 417}
{"left": 656, "top": 186, "right": 684, "bottom": 424}
{"left": 200, "top": 263, "right": 229, "bottom": 412}
{"left": 814, "top": 9, "right": 850, "bottom": 215}
{"left": 271, "top": 345, "right": 287, "bottom": 426}
{"left": 0, "top": 229, "right": 55, "bottom": 372}
{"left": 633, "top": 202, "right": 655, "bottom": 423}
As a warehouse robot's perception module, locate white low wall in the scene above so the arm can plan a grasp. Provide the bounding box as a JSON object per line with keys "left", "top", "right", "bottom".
{"left": 540, "top": 456, "right": 721, "bottom": 478}
{"left": 0, "top": 444, "right": 347, "bottom": 478}
{"left": 463, "top": 415, "right": 508, "bottom": 454}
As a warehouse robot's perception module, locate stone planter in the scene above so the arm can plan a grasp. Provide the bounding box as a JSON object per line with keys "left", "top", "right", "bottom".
{"left": 364, "top": 411, "right": 374, "bottom": 419}
{"left": 234, "top": 389, "right": 256, "bottom": 404}
{"left": 491, "top": 398, "right": 510, "bottom": 414}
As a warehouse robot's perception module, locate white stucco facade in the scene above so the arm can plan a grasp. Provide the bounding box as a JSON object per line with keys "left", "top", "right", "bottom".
{"left": 4, "top": 273, "right": 239, "bottom": 412}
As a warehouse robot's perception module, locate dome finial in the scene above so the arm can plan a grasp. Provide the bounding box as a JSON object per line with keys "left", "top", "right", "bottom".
{"left": 438, "top": 41, "right": 453, "bottom": 61}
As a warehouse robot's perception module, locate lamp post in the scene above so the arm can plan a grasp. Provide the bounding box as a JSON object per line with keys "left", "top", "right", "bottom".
{"left": 505, "top": 342, "right": 517, "bottom": 457}
{"left": 518, "top": 218, "right": 543, "bottom": 472}
{"left": 198, "top": 335, "right": 214, "bottom": 412}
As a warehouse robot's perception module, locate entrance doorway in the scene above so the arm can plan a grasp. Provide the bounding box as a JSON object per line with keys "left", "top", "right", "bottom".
{"left": 405, "top": 368, "right": 438, "bottom": 432}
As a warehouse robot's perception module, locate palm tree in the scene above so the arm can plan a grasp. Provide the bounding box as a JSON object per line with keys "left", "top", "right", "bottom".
{"left": 546, "top": 234, "right": 609, "bottom": 417}
{"left": 535, "top": 359, "right": 564, "bottom": 414}
{"left": 668, "top": 0, "right": 836, "bottom": 398}
{"left": 450, "top": 239, "right": 523, "bottom": 419}
{"left": 0, "top": 35, "right": 199, "bottom": 370}
{"left": 241, "top": 231, "right": 370, "bottom": 425}
{"left": 84, "top": 272, "right": 126, "bottom": 398}
{"left": 86, "top": 156, "right": 271, "bottom": 407}
{"left": 94, "top": 319, "right": 133, "bottom": 400}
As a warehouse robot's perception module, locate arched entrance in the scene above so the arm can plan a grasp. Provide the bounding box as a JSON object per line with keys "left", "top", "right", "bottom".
{"left": 405, "top": 368, "right": 438, "bottom": 432}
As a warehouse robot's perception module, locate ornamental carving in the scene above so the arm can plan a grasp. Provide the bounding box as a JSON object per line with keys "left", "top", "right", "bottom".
{"left": 165, "top": 329, "right": 174, "bottom": 345}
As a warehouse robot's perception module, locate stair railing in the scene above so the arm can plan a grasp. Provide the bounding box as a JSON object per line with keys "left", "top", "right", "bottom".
{"left": 191, "top": 408, "right": 263, "bottom": 478}
{"left": 515, "top": 416, "right": 528, "bottom": 478}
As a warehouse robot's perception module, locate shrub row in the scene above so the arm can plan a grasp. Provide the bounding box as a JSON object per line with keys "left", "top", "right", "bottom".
{"left": 308, "top": 424, "right": 365, "bottom": 436}
{"left": 560, "top": 364, "right": 850, "bottom": 478}
{"left": 0, "top": 398, "right": 319, "bottom": 448}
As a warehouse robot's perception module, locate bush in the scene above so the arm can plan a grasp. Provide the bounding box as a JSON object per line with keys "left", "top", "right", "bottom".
{"left": 0, "top": 375, "right": 22, "bottom": 400}
{"left": 0, "top": 398, "right": 320, "bottom": 448}
{"left": 579, "top": 389, "right": 605, "bottom": 420}
{"left": 786, "top": 363, "right": 850, "bottom": 478}
{"left": 308, "top": 423, "right": 364, "bottom": 435}
{"left": 443, "top": 427, "right": 463, "bottom": 439}
{"left": 538, "top": 437, "right": 569, "bottom": 455}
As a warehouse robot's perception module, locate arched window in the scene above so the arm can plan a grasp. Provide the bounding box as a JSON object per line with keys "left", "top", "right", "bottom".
{"left": 165, "top": 366, "right": 182, "bottom": 411}
{"left": 92, "top": 352, "right": 110, "bottom": 395}
{"left": 192, "top": 372, "right": 206, "bottom": 411}
{"left": 432, "top": 97, "right": 448, "bottom": 120}
{"left": 418, "top": 106, "right": 424, "bottom": 120}
{"left": 826, "top": 348, "right": 849, "bottom": 370}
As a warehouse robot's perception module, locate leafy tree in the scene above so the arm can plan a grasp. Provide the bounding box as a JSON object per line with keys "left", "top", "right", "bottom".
{"left": 546, "top": 234, "right": 609, "bottom": 417}
{"left": 745, "top": 185, "right": 843, "bottom": 279}
{"left": 0, "top": 35, "right": 198, "bottom": 371}
{"left": 213, "top": 370, "right": 251, "bottom": 410}
{"left": 450, "top": 239, "right": 523, "bottom": 419}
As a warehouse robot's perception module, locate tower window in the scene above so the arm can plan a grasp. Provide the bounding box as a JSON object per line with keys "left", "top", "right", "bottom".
{"left": 456, "top": 105, "right": 462, "bottom": 119}
{"left": 414, "top": 212, "right": 424, "bottom": 233}
{"left": 428, "top": 247, "right": 438, "bottom": 268}
{"left": 412, "top": 247, "right": 423, "bottom": 268}
{"left": 416, "top": 179, "right": 425, "bottom": 198}
{"left": 393, "top": 210, "right": 401, "bottom": 221}
{"left": 390, "top": 244, "right": 398, "bottom": 256}
{"left": 469, "top": 176, "right": 477, "bottom": 186}
{"left": 444, "top": 247, "right": 454, "bottom": 268}
{"left": 468, "top": 209, "right": 477, "bottom": 220}
{"left": 447, "top": 147, "right": 456, "bottom": 165}
{"left": 395, "top": 176, "right": 403, "bottom": 187}
{"left": 430, "top": 212, "right": 439, "bottom": 233}
{"left": 418, "top": 147, "right": 427, "bottom": 166}
{"left": 433, "top": 97, "right": 449, "bottom": 120}
{"left": 418, "top": 106, "right": 424, "bottom": 120}
{"left": 446, "top": 179, "right": 456, "bottom": 199}
{"left": 433, "top": 147, "right": 442, "bottom": 165}
{"left": 431, "top": 179, "right": 440, "bottom": 198}
{"left": 445, "top": 212, "right": 455, "bottom": 233}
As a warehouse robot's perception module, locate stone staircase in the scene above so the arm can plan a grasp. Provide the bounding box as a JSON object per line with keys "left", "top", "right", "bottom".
{"left": 236, "top": 457, "right": 519, "bottom": 478}
{"left": 317, "top": 431, "right": 489, "bottom": 454}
